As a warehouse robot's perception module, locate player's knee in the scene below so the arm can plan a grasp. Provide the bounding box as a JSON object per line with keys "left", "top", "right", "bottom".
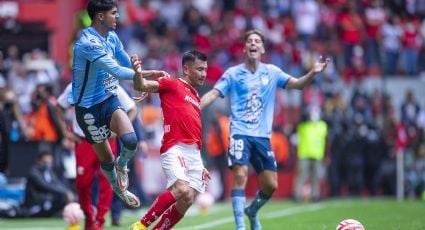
{"left": 269, "top": 181, "right": 278, "bottom": 193}
{"left": 172, "top": 181, "right": 192, "bottom": 200}
{"left": 119, "top": 132, "right": 138, "bottom": 150}
{"left": 233, "top": 171, "right": 248, "bottom": 186}
{"left": 264, "top": 179, "right": 278, "bottom": 195}
{"left": 181, "top": 189, "right": 195, "bottom": 205}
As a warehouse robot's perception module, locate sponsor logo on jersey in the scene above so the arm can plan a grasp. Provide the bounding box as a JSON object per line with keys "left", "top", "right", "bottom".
{"left": 184, "top": 95, "right": 200, "bottom": 108}
{"left": 102, "top": 74, "right": 118, "bottom": 86}
{"left": 103, "top": 74, "right": 118, "bottom": 93}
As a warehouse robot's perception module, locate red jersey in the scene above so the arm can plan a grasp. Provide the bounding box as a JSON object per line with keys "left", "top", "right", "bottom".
{"left": 157, "top": 77, "right": 202, "bottom": 154}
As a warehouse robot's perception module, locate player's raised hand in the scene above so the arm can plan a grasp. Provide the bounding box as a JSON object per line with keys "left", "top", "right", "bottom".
{"left": 312, "top": 56, "right": 331, "bottom": 73}
{"left": 130, "top": 54, "right": 143, "bottom": 74}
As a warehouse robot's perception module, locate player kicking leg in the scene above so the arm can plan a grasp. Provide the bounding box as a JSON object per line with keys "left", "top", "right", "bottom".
{"left": 129, "top": 143, "right": 209, "bottom": 230}
{"left": 76, "top": 96, "right": 140, "bottom": 208}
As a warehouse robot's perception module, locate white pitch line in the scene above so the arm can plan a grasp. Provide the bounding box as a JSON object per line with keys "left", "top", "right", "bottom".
{"left": 262, "top": 203, "right": 325, "bottom": 219}
{"left": 175, "top": 203, "right": 325, "bottom": 230}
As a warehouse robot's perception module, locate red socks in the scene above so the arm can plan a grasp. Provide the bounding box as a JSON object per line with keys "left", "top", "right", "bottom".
{"left": 141, "top": 191, "right": 176, "bottom": 227}
{"left": 153, "top": 204, "right": 183, "bottom": 230}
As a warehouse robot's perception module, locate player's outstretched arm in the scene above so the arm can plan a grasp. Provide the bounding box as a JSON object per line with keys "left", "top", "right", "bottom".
{"left": 93, "top": 54, "right": 135, "bottom": 80}
{"left": 286, "top": 56, "right": 330, "bottom": 90}
{"left": 200, "top": 89, "right": 220, "bottom": 110}
{"left": 141, "top": 70, "right": 170, "bottom": 80}
{"left": 131, "top": 55, "right": 160, "bottom": 93}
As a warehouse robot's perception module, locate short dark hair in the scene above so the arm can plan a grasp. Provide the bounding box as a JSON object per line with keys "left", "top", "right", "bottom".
{"left": 87, "top": 0, "right": 117, "bottom": 20}
{"left": 182, "top": 50, "right": 207, "bottom": 66}
{"left": 244, "top": 29, "right": 265, "bottom": 44}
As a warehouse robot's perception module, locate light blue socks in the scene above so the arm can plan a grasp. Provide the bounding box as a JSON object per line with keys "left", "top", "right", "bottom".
{"left": 231, "top": 189, "right": 246, "bottom": 230}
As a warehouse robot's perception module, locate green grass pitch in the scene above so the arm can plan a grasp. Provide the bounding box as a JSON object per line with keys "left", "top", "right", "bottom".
{"left": 0, "top": 198, "right": 424, "bottom": 229}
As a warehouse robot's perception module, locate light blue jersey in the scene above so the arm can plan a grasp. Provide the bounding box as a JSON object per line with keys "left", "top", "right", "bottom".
{"left": 70, "top": 27, "right": 134, "bottom": 108}
{"left": 214, "top": 63, "right": 291, "bottom": 138}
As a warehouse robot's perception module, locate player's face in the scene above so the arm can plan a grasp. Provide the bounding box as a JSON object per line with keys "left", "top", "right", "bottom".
{"left": 184, "top": 59, "right": 208, "bottom": 88}
{"left": 243, "top": 33, "right": 265, "bottom": 61}
{"left": 99, "top": 7, "right": 119, "bottom": 30}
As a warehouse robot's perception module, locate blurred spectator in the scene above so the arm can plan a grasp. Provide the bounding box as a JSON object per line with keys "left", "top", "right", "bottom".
{"left": 324, "top": 92, "right": 349, "bottom": 197}
{"left": 363, "top": 0, "right": 385, "bottom": 72}
{"left": 381, "top": 15, "right": 403, "bottom": 76}
{"left": 317, "top": 1, "right": 338, "bottom": 41}
{"left": 364, "top": 123, "right": 388, "bottom": 196}
{"left": 0, "top": 151, "right": 74, "bottom": 218}
{"left": 401, "top": 16, "right": 422, "bottom": 76}
{"left": 3, "top": 45, "right": 20, "bottom": 74}
{"left": 292, "top": 0, "right": 320, "bottom": 49}
{"left": 350, "top": 87, "right": 374, "bottom": 125}
{"left": 260, "top": 0, "right": 291, "bottom": 17}
{"left": 206, "top": 109, "right": 230, "bottom": 201}
{"left": 205, "top": 54, "right": 224, "bottom": 86}
{"left": 24, "top": 84, "right": 61, "bottom": 142}
{"left": 338, "top": 2, "right": 364, "bottom": 75}
{"left": 343, "top": 113, "right": 368, "bottom": 196}
{"left": 158, "top": 0, "right": 185, "bottom": 29}
{"left": 381, "top": 94, "right": 398, "bottom": 148}
{"left": 0, "top": 89, "right": 28, "bottom": 172}
{"left": 7, "top": 65, "right": 37, "bottom": 114}
{"left": 270, "top": 126, "right": 290, "bottom": 170}
{"left": 400, "top": 89, "right": 421, "bottom": 126}
{"left": 23, "top": 49, "right": 59, "bottom": 86}
{"left": 23, "top": 151, "right": 73, "bottom": 216}
{"left": 294, "top": 107, "right": 328, "bottom": 201}
{"left": 139, "top": 95, "right": 163, "bottom": 148}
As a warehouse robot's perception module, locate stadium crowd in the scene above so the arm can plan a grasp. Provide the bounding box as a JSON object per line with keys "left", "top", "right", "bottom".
{"left": 0, "top": 0, "right": 425, "bottom": 219}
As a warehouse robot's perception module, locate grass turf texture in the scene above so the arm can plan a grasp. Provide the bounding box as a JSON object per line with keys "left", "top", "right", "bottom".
{"left": 0, "top": 198, "right": 423, "bottom": 229}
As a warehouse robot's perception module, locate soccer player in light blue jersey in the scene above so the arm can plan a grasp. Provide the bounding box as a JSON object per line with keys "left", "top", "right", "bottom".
{"left": 70, "top": 0, "right": 167, "bottom": 208}
{"left": 201, "top": 30, "right": 330, "bottom": 230}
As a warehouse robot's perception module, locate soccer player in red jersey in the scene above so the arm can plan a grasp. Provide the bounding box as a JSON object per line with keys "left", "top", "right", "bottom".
{"left": 129, "top": 50, "right": 210, "bottom": 230}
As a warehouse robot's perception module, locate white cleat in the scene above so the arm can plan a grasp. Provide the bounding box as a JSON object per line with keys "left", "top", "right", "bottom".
{"left": 117, "top": 190, "right": 140, "bottom": 208}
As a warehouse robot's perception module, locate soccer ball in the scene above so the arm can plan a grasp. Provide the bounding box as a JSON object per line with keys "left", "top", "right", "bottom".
{"left": 195, "top": 192, "right": 215, "bottom": 215}
{"left": 62, "top": 202, "right": 85, "bottom": 226}
{"left": 336, "top": 219, "right": 365, "bottom": 230}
